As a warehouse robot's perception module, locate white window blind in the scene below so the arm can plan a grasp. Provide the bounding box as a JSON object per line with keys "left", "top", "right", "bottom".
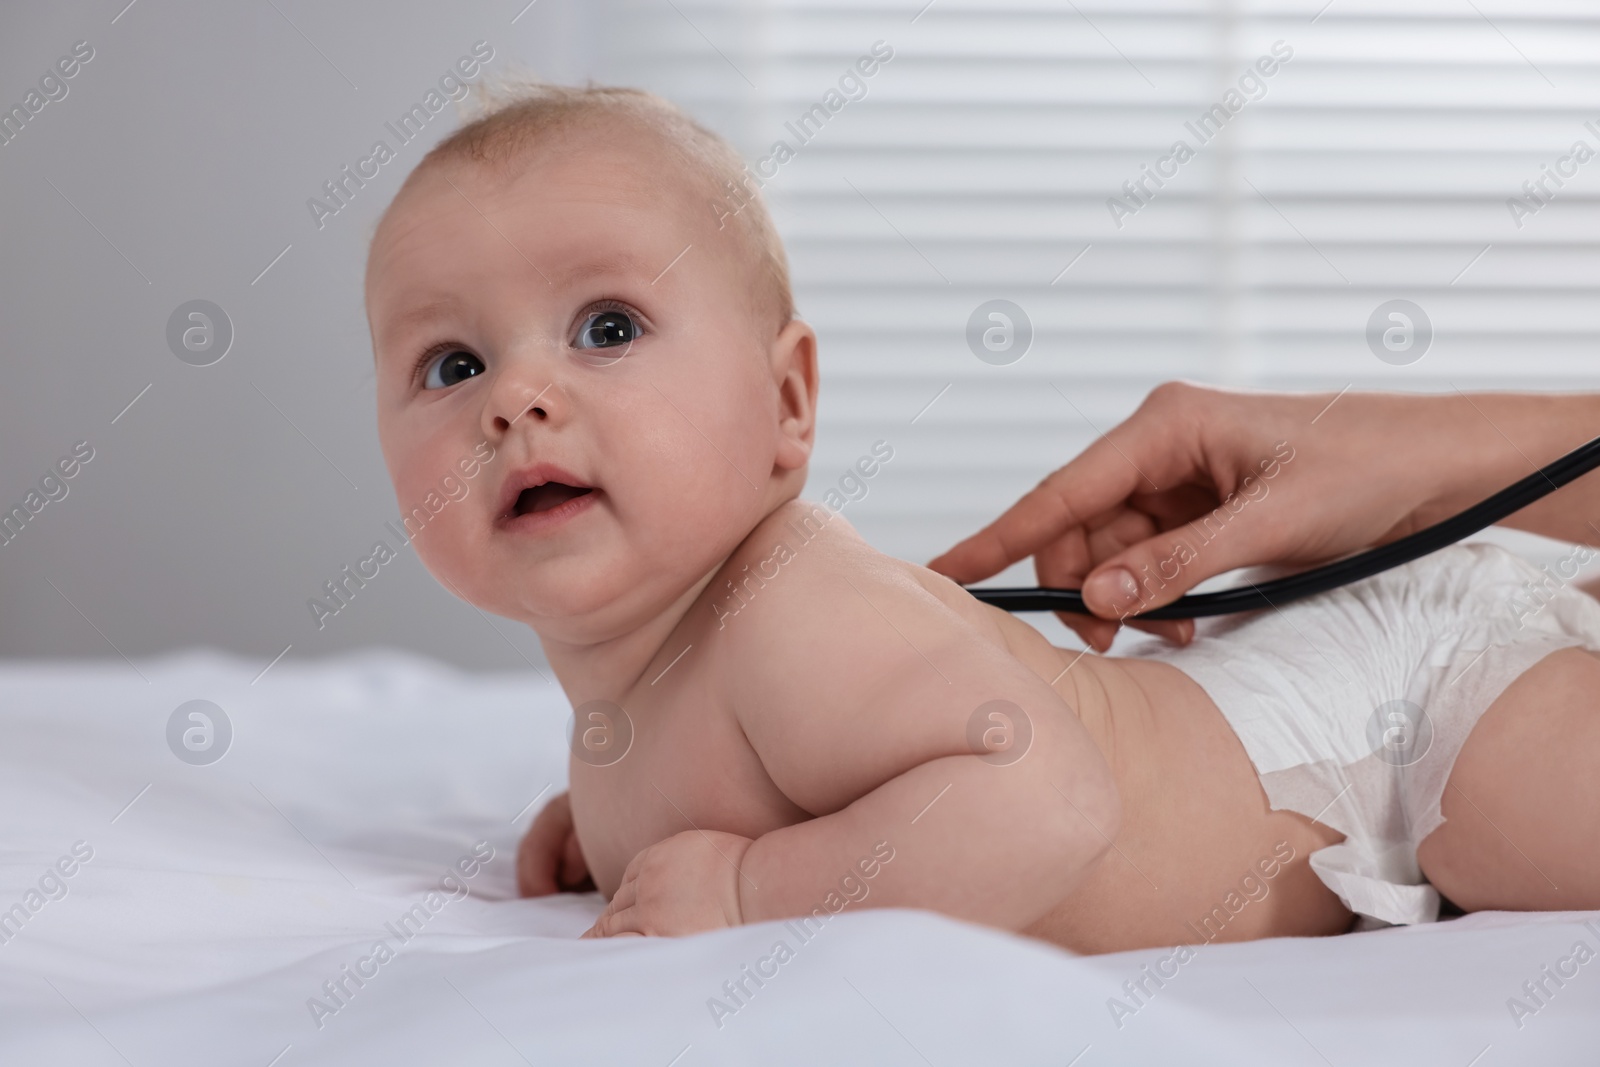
{"left": 606, "top": 0, "right": 1600, "bottom": 569}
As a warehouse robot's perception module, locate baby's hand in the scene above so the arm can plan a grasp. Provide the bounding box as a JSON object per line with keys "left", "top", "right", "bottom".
{"left": 581, "top": 830, "right": 753, "bottom": 938}
{"left": 517, "top": 791, "right": 595, "bottom": 896}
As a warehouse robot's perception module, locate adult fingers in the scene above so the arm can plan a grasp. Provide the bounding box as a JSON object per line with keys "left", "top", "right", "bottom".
{"left": 1079, "top": 505, "right": 1195, "bottom": 644}
{"left": 1035, "top": 508, "right": 1193, "bottom": 648}
{"left": 1032, "top": 526, "right": 1119, "bottom": 650}
{"left": 1058, "top": 608, "right": 1193, "bottom": 652}
{"left": 927, "top": 430, "right": 1155, "bottom": 584}
{"left": 1122, "top": 616, "right": 1195, "bottom": 646}
{"left": 1079, "top": 501, "right": 1279, "bottom": 617}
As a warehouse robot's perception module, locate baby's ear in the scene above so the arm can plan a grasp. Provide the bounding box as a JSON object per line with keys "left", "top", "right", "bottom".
{"left": 770, "top": 319, "right": 818, "bottom": 471}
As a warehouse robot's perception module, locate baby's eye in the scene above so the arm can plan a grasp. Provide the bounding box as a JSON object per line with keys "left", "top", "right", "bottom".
{"left": 422, "top": 349, "right": 486, "bottom": 390}
{"left": 574, "top": 309, "right": 640, "bottom": 350}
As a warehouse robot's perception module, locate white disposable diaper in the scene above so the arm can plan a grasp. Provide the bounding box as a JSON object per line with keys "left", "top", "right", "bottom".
{"left": 1131, "top": 542, "right": 1600, "bottom": 927}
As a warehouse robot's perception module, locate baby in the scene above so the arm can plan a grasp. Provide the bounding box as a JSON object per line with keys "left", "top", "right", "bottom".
{"left": 365, "top": 84, "right": 1600, "bottom": 953}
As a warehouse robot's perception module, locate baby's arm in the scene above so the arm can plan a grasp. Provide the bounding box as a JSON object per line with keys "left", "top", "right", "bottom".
{"left": 517, "top": 791, "right": 594, "bottom": 896}
{"left": 731, "top": 562, "right": 1118, "bottom": 930}
{"left": 588, "top": 549, "right": 1119, "bottom": 936}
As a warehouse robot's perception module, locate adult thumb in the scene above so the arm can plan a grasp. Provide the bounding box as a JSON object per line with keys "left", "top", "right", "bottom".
{"left": 1079, "top": 507, "right": 1268, "bottom": 618}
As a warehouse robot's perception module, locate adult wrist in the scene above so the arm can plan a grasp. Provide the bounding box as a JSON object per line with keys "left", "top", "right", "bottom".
{"left": 1413, "top": 391, "right": 1600, "bottom": 529}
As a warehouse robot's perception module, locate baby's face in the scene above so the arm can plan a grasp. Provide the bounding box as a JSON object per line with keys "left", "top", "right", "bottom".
{"left": 366, "top": 130, "right": 798, "bottom": 644}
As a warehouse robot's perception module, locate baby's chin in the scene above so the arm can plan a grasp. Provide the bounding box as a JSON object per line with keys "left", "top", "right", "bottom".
{"left": 485, "top": 554, "right": 719, "bottom": 645}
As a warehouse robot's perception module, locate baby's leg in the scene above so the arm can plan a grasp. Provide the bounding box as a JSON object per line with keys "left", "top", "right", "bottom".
{"left": 1416, "top": 646, "right": 1600, "bottom": 912}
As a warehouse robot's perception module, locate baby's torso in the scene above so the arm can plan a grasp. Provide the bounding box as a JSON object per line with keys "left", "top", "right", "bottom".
{"left": 939, "top": 579, "right": 1352, "bottom": 952}
{"left": 566, "top": 505, "right": 1351, "bottom": 952}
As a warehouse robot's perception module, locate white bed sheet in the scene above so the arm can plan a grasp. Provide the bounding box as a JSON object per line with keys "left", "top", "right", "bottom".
{"left": 2, "top": 650, "right": 1596, "bottom": 1065}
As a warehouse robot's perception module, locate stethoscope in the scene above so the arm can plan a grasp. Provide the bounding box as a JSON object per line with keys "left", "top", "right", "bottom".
{"left": 968, "top": 435, "right": 1600, "bottom": 619}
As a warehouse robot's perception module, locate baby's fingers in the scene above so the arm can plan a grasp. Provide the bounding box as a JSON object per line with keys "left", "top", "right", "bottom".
{"left": 517, "top": 829, "right": 564, "bottom": 896}
{"left": 517, "top": 791, "right": 577, "bottom": 897}
{"left": 578, "top": 865, "right": 642, "bottom": 938}
{"left": 558, "top": 830, "right": 596, "bottom": 892}
{"left": 607, "top": 877, "right": 638, "bottom": 915}
{"left": 583, "top": 904, "right": 643, "bottom": 938}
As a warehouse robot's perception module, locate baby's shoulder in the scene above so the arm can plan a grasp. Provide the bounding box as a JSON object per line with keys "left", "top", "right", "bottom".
{"left": 703, "top": 498, "right": 963, "bottom": 630}
{"left": 692, "top": 498, "right": 1012, "bottom": 696}
{"left": 696, "top": 499, "right": 876, "bottom": 643}
{"left": 677, "top": 500, "right": 1075, "bottom": 813}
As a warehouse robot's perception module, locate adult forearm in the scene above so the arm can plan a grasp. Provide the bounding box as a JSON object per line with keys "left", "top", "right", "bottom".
{"left": 1417, "top": 392, "right": 1600, "bottom": 544}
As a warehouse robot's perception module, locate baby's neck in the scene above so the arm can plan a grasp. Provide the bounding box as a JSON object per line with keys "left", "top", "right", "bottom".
{"left": 537, "top": 567, "right": 719, "bottom": 703}
{"left": 536, "top": 494, "right": 809, "bottom": 703}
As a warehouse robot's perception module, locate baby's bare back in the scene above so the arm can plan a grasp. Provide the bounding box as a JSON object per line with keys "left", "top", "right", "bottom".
{"left": 568, "top": 500, "right": 1349, "bottom": 953}
{"left": 993, "top": 616, "right": 1352, "bottom": 950}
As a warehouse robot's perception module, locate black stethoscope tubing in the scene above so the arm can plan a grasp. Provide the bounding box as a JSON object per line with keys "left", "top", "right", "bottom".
{"left": 967, "top": 435, "right": 1600, "bottom": 620}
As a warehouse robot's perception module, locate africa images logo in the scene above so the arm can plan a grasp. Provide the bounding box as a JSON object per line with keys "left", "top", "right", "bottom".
{"left": 305, "top": 42, "right": 496, "bottom": 231}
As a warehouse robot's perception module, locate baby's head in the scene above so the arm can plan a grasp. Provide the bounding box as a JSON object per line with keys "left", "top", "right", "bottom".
{"left": 365, "top": 84, "right": 819, "bottom": 647}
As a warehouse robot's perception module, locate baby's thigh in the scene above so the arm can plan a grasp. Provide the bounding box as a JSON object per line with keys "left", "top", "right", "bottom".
{"left": 1417, "top": 646, "right": 1600, "bottom": 912}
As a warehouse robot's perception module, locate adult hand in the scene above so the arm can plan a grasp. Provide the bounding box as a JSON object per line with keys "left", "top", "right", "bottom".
{"left": 517, "top": 790, "right": 596, "bottom": 896}
{"left": 929, "top": 382, "right": 1469, "bottom": 651}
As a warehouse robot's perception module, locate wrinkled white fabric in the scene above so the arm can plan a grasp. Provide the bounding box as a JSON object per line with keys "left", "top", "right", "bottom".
{"left": 4, "top": 646, "right": 1600, "bottom": 1061}
{"left": 1133, "top": 543, "right": 1600, "bottom": 927}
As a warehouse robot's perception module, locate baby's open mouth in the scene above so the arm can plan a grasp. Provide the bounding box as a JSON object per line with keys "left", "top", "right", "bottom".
{"left": 496, "top": 464, "right": 598, "bottom": 528}
{"left": 515, "top": 482, "right": 593, "bottom": 516}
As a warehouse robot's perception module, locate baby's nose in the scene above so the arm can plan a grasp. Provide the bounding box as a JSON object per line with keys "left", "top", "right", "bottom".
{"left": 487, "top": 378, "right": 558, "bottom": 436}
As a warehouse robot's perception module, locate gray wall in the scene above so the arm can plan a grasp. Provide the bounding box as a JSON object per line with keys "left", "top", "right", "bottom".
{"left": 6, "top": 1, "right": 1597, "bottom": 671}
{"left": 0, "top": 0, "right": 620, "bottom": 670}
